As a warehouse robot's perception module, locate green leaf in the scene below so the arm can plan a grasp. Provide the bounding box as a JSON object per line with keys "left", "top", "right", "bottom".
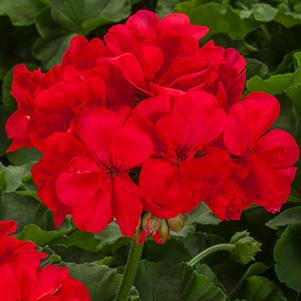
{"left": 34, "top": 0, "right": 131, "bottom": 69}
{"left": 64, "top": 263, "right": 139, "bottom": 301}
{"left": 238, "top": 276, "right": 287, "bottom": 301}
{"left": 135, "top": 260, "right": 226, "bottom": 301}
{"left": 2, "top": 70, "right": 16, "bottom": 113}
{"left": 0, "top": 0, "right": 44, "bottom": 26}
{"left": 266, "top": 206, "right": 301, "bottom": 229}
{"left": 246, "top": 58, "right": 269, "bottom": 80}
{"left": 156, "top": 0, "right": 180, "bottom": 17}
{"left": 186, "top": 203, "right": 220, "bottom": 226}
{"left": 274, "top": 225, "right": 301, "bottom": 292}
{"left": 7, "top": 148, "right": 42, "bottom": 166}
{"left": 0, "top": 192, "right": 51, "bottom": 230}
{"left": 18, "top": 223, "right": 72, "bottom": 246}
{"left": 275, "top": 4, "right": 301, "bottom": 28}
{"left": 251, "top": 4, "right": 278, "bottom": 22}
{"left": 246, "top": 73, "right": 295, "bottom": 95}
{"left": 33, "top": 8, "right": 76, "bottom": 70}
{"left": 144, "top": 239, "right": 190, "bottom": 262}
{"left": 0, "top": 162, "right": 32, "bottom": 192}
{"left": 246, "top": 51, "right": 301, "bottom": 95}
{"left": 0, "top": 106, "right": 10, "bottom": 156}
{"left": 53, "top": 230, "right": 99, "bottom": 252}
{"left": 95, "top": 222, "right": 130, "bottom": 252}
{"left": 49, "top": 0, "right": 131, "bottom": 33}
{"left": 176, "top": 2, "right": 259, "bottom": 40}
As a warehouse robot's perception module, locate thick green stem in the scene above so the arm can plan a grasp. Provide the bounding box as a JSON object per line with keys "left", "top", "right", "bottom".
{"left": 114, "top": 239, "right": 144, "bottom": 301}
{"left": 188, "top": 243, "right": 235, "bottom": 267}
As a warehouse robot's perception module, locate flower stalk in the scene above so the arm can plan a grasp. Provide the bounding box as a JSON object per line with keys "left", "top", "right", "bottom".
{"left": 188, "top": 243, "right": 235, "bottom": 267}
{"left": 114, "top": 239, "right": 144, "bottom": 301}
{"left": 188, "top": 231, "right": 261, "bottom": 267}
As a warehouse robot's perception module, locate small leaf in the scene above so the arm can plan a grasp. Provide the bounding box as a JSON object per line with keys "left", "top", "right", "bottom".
{"left": 266, "top": 206, "right": 301, "bottom": 229}
{"left": 0, "top": 162, "right": 32, "bottom": 192}
{"left": 251, "top": 3, "right": 278, "bottom": 22}
{"left": 186, "top": 203, "right": 220, "bottom": 226}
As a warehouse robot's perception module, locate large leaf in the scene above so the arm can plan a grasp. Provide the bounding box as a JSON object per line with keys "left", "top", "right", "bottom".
{"left": 34, "top": 0, "right": 131, "bottom": 69}
{"left": 0, "top": 192, "right": 51, "bottom": 230}
{"left": 65, "top": 262, "right": 139, "bottom": 301}
{"left": 246, "top": 51, "right": 301, "bottom": 95}
{"left": 0, "top": 0, "right": 44, "bottom": 26}
{"left": 238, "top": 276, "right": 287, "bottom": 301}
{"left": 274, "top": 225, "right": 301, "bottom": 292}
{"left": 135, "top": 260, "right": 226, "bottom": 301}
{"left": 18, "top": 223, "right": 72, "bottom": 246}
{"left": 176, "top": 2, "right": 259, "bottom": 40}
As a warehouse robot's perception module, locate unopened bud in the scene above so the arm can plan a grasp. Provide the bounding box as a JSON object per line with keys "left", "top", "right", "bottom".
{"left": 135, "top": 228, "right": 147, "bottom": 245}
{"left": 167, "top": 214, "right": 185, "bottom": 233}
{"left": 142, "top": 212, "right": 161, "bottom": 235}
{"left": 229, "top": 231, "right": 261, "bottom": 264}
{"left": 152, "top": 220, "right": 169, "bottom": 244}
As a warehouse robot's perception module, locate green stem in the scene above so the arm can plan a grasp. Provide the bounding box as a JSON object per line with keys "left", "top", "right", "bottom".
{"left": 188, "top": 243, "right": 235, "bottom": 267}
{"left": 114, "top": 239, "right": 144, "bottom": 301}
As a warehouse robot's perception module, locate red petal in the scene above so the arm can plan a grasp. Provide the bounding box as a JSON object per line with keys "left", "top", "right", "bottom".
{"left": 74, "top": 107, "right": 122, "bottom": 163}
{"left": 6, "top": 111, "right": 31, "bottom": 152}
{"left": 126, "top": 10, "right": 159, "bottom": 40}
{"left": 56, "top": 157, "right": 103, "bottom": 206}
{"left": 249, "top": 154, "right": 295, "bottom": 212}
{"left": 112, "top": 175, "right": 142, "bottom": 237}
{"left": 142, "top": 46, "right": 164, "bottom": 79}
{"left": 140, "top": 158, "right": 191, "bottom": 218}
{"left": 110, "top": 127, "right": 154, "bottom": 170}
{"left": 113, "top": 53, "right": 146, "bottom": 90}
{"left": 254, "top": 129, "right": 299, "bottom": 168}
{"left": 71, "top": 190, "right": 113, "bottom": 233}
{"left": 181, "top": 147, "right": 231, "bottom": 198}
{"left": 173, "top": 91, "right": 226, "bottom": 147}
{"left": 224, "top": 92, "right": 280, "bottom": 156}
{"left": 205, "top": 179, "right": 246, "bottom": 220}
{"left": 133, "top": 94, "right": 172, "bottom": 123}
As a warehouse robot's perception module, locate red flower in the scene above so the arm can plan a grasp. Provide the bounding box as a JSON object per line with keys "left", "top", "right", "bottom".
{"left": 0, "top": 220, "right": 90, "bottom": 301}
{"left": 131, "top": 91, "right": 231, "bottom": 218}
{"left": 0, "top": 220, "right": 45, "bottom": 267}
{"left": 105, "top": 10, "right": 245, "bottom": 104}
{"left": 34, "top": 108, "right": 153, "bottom": 236}
{"left": 207, "top": 92, "right": 299, "bottom": 220}
{"left": 6, "top": 36, "right": 134, "bottom": 152}
{"left": 32, "top": 133, "right": 85, "bottom": 227}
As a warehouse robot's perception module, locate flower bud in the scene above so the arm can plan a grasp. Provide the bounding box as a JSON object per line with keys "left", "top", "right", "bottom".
{"left": 136, "top": 229, "right": 147, "bottom": 245}
{"left": 152, "top": 220, "right": 169, "bottom": 244}
{"left": 142, "top": 212, "right": 161, "bottom": 235}
{"left": 229, "top": 231, "right": 261, "bottom": 264}
{"left": 167, "top": 214, "right": 185, "bottom": 233}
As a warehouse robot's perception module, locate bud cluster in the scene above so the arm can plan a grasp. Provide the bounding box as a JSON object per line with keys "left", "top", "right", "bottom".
{"left": 136, "top": 212, "right": 185, "bottom": 244}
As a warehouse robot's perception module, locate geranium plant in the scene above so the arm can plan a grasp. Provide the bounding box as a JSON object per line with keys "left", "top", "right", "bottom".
{"left": 1, "top": 2, "right": 301, "bottom": 301}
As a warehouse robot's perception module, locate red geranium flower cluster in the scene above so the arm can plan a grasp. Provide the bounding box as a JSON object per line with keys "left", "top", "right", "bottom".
{"left": 0, "top": 220, "right": 90, "bottom": 300}
{"left": 6, "top": 10, "right": 299, "bottom": 241}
